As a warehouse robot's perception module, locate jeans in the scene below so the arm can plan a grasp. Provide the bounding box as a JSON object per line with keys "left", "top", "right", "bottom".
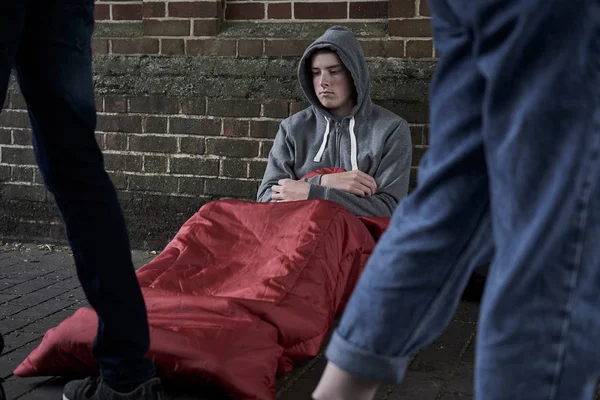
{"left": 0, "top": 0, "right": 155, "bottom": 386}
{"left": 326, "top": 0, "right": 600, "bottom": 399}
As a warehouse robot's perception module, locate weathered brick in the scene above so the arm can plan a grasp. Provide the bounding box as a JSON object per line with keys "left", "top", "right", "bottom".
{"left": 178, "top": 176, "right": 206, "bottom": 195}
{"left": 187, "top": 39, "right": 236, "bottom": 56}
{"left": 143, "top": 20, "right": 190, "bottom": 36}
{"left": 0, "top": 128, "right": 10, "bottom": 144}
{"left": 94, "top": 21, "right": 142, "bottom": 38}
{"left": 423, "top": 124, "right": 429, "bottom": 145}
{"left": 94, "top": 3, "right": 110, "bottom": 20}
{"left": 264, "top": 39, "right": 313, "bottom": 57}
{"left": 143, "top": 155, "right": 168, "bottom": 173}
{"left": 10, "top": 94, "right": 26, "bottom": 110}
{"left": 267, "top": 3, "right": 291, "bottom": 19}
{"left": 1, "top": 146, "right": 36, "bottom": 165}
{"left": 290, "top": 101, "right": 310, "bottom": 115}
{"left": 406, "top": 40, "right": 433, "bottom": 58}
{"left": 92, "top": 38, "right": 109, "bottom": 54}
{"left": 250, "top": 120, "right": 280, "bottom": 139}
{"left": 10, "top": 166, "right": 34, "bottom": 182}
{"left": 1, "top": 183, "right": 46, "bottom": 202}
{"left": 112, "top": 4, "right": 142, "bottom": 20}
{"left": 180, "top": 98, "right": 206, "bottom": 115}
{"left": 170, "top": 117, "right": 221, "bottom": 135}
{"left": 104, "top": 96, "right": 127, "bottom": 113}
{"left": 260, "top": 140, "right": 274, "bottom": 158}
{"left": 410, "top": 126, "right": 423, "bottom": 146}
{"left": 169, "top": 1, "right": 217, "bottom": 18}
{"left": 0, "top": 165, "right": 10, "bottom": 181}
{"left": 109, "top": 171, "right": 127, "bottom": 190}
{"left": 97, "top": 114, "right": 142, "bottom": 133}
{"left": 207, "top": 100, "right": 260, "bottom": 117}
{"left": 161, "top": 39, "right": 185, "bottom": 55}
{"left": 142, "top": 116, "right": 168, "bottom": 133}
{"left": 222, "top": 119, "right": 249, "bottom": 137}
{"left": 220, "top": 158, "right": 247, "bottom": 178}
{"left": 128, "top": 174, "right": 178, "bottom": 193}
{"left": 361, "top": 39, "right": 404, "bottom": 58}
{"left": 104, "top": 133, "right": 128, "bottom": 150}
{"left": 412, "top": 146, "right": 427, "bottom": 166}
{"left": 205, "top": 178, "right": 257, "bottom": 198}
{"left": 226, "top": 2, "right": 264, "bottom": 20}
{"left": 248, "top": 160, "right": 267, "bottom": 179}
{"left": 104, "top": 153, "right": 143, "bottom": 172}
{"left": 129, "top": 135, "right": 178, "bottom": 153}
{"left": 206, "top": 138, "right": 259, "bottom": 157}
{"left": 11, "top": 129, "right": 31, "bottom": 145}
{"left": 237, "top": 39, "right": 263, "bottom": 57}
{"left": 389, "top": 18, "right": 433, "bottom": 37}
{"left": 112, "top": 38, "right": 159, "bottom": 54}
{"left": 180, "top": 137, "right": 205, "bottom": 154}
{"left": 142, "top": 2, "right": 165, "bottom": 18}
{"left": 170, "top": 157, "right": 219, "bottom": 175}
{"left": 350, "top": 1, "right": 388, "bottom": 18}
{"left": 129, "top": 96, "right": 179, "bottom": 114}
{"left": 262, "top": 101, "right": 288, "bottom": 118}
{"left": 420, "top": 0, "right": 432, "bottom": 17}
{"left": 0, "top": 110, "right": 30, "bottom": 128}
{"left": 193, "top": 19, "right": 221, "bottom": 37}
{"left": 294, "top": 2, "right": 347, "bottom": 19}
{"left": 389, "top": 0, "right": 416, "bottom": 18}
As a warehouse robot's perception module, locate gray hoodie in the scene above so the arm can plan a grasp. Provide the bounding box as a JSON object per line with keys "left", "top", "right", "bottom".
{"left": 256, "top": 26, "right": 412, "bottom": 217}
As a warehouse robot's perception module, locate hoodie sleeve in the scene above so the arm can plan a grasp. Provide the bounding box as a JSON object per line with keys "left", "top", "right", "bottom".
{"left": 257, "top": 120, "right": 296, "bottom": 202}
{"left": 307, "top": 120, "right": 412, "bottom": 217}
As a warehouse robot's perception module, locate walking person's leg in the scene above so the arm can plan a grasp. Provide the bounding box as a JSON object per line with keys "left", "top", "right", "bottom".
{"left": 11, "top": 1, "right": 163, "bottom": 398}
{"left": 473, "top": 0, "right": 600, "bottom": 398}
{"left": 0, "top": 3, "right": 34, "bottom": 400}
{"left": 313, "top": 1, "right": 492, "bottom": 398}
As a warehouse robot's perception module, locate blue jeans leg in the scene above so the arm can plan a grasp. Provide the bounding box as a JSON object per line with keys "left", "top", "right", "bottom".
{"left": 326, "top": 0, "right": 600, "bottom": 399}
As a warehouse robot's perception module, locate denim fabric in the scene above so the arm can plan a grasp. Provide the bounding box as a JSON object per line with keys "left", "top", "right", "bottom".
{"left": 0, "top": 0, "right": 156, "bottom": 387}
{"left": 326, "top": 0, "right": 600, "bottom": 399}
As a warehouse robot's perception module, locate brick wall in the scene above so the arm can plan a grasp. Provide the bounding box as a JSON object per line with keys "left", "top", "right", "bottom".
{"left": 0, "top": 0, "right": 435, "bottom": 249}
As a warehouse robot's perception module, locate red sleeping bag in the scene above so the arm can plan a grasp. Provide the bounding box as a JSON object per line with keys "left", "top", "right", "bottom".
{"left": 14, "top": 173, "right": 390, "bottom": 399}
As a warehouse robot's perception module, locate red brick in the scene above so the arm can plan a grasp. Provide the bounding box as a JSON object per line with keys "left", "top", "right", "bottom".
{"left": 112, "top": 38, "right": 159, "bottom": 54}
{"left": 142, "top": 2, "right": 165, "bottom": 18}
{"left": 360, "top": 39, "right": 404, "bottom": 58}
{"left": 389, "top": 0, "right": 416, "bottom": 18}
{"left": 237, "top": 39, "right": 263, "bottom": 57}
{"left": 161, "top": 39, "right": 185, "bottom": 55}
{"left": 207, "top": 100, "right": 260, "bottom": 118}
{"left": 264, "top": 39, "right": 313, "bottom": 57}
{"left": 112, "top": 4, "right": 142, "bottom": 20}
{"left": 267, "top": 3, "right": 291, "bottom": 19}
{"left": 225, "top": 3, "right": 265, "bottom": 20}
{"left": 262, "top": 101, "right": 288, "bottom": 118}
{"left": 222, "top": 119, "right": 249, "bottom": 137}
{"left": 187, "top": 39, "right": 236, "bottom": 56}
{"left": 294, "top": 2, "right": 347, "bottom": 19}
{"left": 406, "top": 39, "right": 433, "bottom": 58}
{"left": 143, "top": 20, "right": 190, "bottom": 36}
{"left": 389, "top": 18, "right": 432, "bottom": 37}
{"left": 290, "top": 101, "right": 309, "bottom": 115}
{"left": 92, "top": 38, "right": 109, "bottom": 55}
{"left": 350, "top": 1, "right": 388, "bottom": 19}
{"left": 420, "top": 0, "right": 432, "bottom": 17}
{"left": 104, "top": 96, "right": 127, "bottom": 113}
{"left": 94, "top": 4, "right": 110, "bottom": 20}
{"left": 193, "top": 18, "right": 221, "bottom": 36}
{"left": 168, "top": 1, "right": 218, "bottom": 18}
{"left": 105, "top": 134, "right": 127, "bottom": 151}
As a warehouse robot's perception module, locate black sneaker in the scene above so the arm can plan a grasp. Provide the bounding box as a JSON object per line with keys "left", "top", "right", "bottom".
{"left": 63, "top": 377, "right": 164, "bottom": 400}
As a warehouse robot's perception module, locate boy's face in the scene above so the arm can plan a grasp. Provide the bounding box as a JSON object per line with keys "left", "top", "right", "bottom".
{"left": 311, "top": 51, "right": 356, "bottom": 116}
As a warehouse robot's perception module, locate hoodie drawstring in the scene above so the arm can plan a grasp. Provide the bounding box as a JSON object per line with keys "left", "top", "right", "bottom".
{"left": 349, "top": 116, "right": 358, "bottom": 171}
{"left": 313, "top": 117, "right": 330, "bottom": 163}
{"left": 314, "top": 116, "right": 358, "bottom": 170}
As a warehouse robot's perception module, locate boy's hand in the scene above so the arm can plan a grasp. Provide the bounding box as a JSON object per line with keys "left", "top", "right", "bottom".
{"left": 321, "top": 171, "right": 377, "bottom": 196}
{"left": 272, "top": 179, "right": 310, "bottom": 202}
